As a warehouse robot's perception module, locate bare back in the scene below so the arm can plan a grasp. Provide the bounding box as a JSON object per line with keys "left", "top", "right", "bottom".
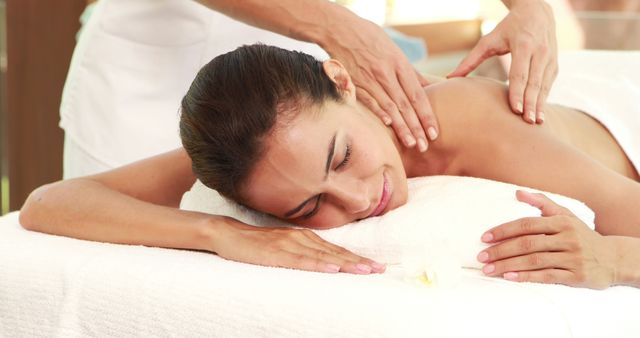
{"left": 419, "top": 76, "right": 640, "bottom": 237}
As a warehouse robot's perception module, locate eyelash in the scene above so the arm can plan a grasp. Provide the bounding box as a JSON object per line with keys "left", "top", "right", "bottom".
{"left": 302, "top": 195, "right": 322, "bottom": 219}
{"left": 302, "top": 143, "right": 352, "bottom": 220}
{"left": 335, "top": 143, "right": 351, "bottom": 170}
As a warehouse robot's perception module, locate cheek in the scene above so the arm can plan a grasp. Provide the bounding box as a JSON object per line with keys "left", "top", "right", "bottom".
{"left": 295, "top": 205, "right": 355, "bottom": 229}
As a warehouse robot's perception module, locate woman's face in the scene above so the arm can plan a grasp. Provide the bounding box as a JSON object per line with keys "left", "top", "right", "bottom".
{"left": 241, "top": 96, "right": 409, "bottom": 229}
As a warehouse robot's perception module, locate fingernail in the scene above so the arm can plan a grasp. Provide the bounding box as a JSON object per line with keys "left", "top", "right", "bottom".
{"left": 356, "top": 263, "right": 372, "bottom": 273}
{"left": 516, "top": 102, "right": 523, "bottom": 114}
{"left": 404, "top": 135, "right": 416, "bottom": 147}
{"left": 324, "top": 264, "right": 341, "bottom": 273}
{"left": 481, "top": 232, "right": 494, "bottom": 242}
{"left": 383, "top": 116, "right": 392, "bottom": 125}
{"left": 371, "top": 262, "right": 386, "bottom": 271}
{"left": 427, "top": 127, "right": 438, "bottom": 141}
{"left": 528, "top": 110, "right": 535, "bottom": 123}
{"left": 477, "top": 251, "right": 489, "bottom": 263}
{"left": 483, "top": 264, "right": 495, "bottom": 274}
{"left": 538, "top": 111, "right": 545, "bottom": 123}
{"left": 504, "top": 272, "right": 518, "bottom": 281}
{"left": 417, "top": 138, "right": 428, "bottom": 152}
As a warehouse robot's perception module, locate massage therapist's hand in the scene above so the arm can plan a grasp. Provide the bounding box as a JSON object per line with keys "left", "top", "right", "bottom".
{"left": 325, "top": 16, "right": 438, "bottom": 152}
{"left": 448, "top": 0, "right": 558, "bottom": 125}
{"left": 210, "top": 217, "right": 386, "bottom": 274}
{"left": 477, "top": 191, "right": 615, "bottom": 289}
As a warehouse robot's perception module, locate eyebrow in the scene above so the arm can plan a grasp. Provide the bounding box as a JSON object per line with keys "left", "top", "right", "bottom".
{"left": 283, "top": 132, "right": 337, "bottom": 218}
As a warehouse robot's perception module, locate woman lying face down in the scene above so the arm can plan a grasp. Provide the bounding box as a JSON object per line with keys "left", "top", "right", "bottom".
{"left": 21, "top": 44, "right": 640, "bottom": 288}
{"left": 180, "top": 44, "right": 640, "bottom": 233}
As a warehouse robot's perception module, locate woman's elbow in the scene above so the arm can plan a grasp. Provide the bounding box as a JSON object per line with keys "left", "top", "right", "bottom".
{"left": 19, "top": 183, "right": 55, "bottom": 231}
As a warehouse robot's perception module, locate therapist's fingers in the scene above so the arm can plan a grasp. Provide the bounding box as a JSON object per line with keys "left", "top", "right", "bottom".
{"left": 370, "top": 64, "right": 430, "bottom": 151}
{"left": 523, "top": 53, "right": 548, "bottom": 124}
{"left": 507, "top": 45, "right": 532, "bottom": 117}
{"left": 396, "top": 62, "right": 439, "bottom": 143}
{"left": 357, "top": 89, "right": 393, "bottom": 126}
{"left": 416, "top": 70, "right": 430, "bottom": 87}
{"left": 447, "top": 35, "right": 498, "bottom": 79}
{"left": 357, "top": 84, "right": 419, "bottom": 150}
{"left": 535, "top": 61, "right": 558, "bottom": 124}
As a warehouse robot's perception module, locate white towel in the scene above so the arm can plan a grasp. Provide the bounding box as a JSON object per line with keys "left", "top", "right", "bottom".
{"left": 547, "top": 50, "right": 640, "bottom": 174}
{"left": 181, "top": 176, "right": 595, "bottom": 284}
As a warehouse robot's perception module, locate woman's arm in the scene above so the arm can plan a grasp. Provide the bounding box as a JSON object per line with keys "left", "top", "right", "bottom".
{"left": 19, "top": 148, "right": 212, "bottom": 250}
{"left": 19, "top": 148, "right": 383, "bottom": 274}
{"left": 425, "top": 77, "right": 640, "bottom": 288}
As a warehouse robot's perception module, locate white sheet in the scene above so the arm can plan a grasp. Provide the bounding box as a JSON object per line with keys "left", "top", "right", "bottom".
{"left": 1, "top": 203, "right": 638, "bottom": 337}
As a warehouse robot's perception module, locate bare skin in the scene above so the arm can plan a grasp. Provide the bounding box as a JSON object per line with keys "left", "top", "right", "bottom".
{"left": 20, "top": 72, "right": 640, "bottom": 288}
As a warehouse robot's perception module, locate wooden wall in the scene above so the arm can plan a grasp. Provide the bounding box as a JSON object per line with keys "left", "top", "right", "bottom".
{"left": 6, "top": 0, "right": 86, "bottom": 211}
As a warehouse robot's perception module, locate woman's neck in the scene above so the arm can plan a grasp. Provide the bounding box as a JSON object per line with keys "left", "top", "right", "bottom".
{"left": 371, "top": 105, "right": 454, "bottom": 179}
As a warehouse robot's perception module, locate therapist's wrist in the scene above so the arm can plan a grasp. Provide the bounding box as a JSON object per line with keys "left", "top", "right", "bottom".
{"left": 502, "top": 0, "right": 548, "bottom": 10}
{"left": 304, "top": 2, "right": 369, "bottom": 50}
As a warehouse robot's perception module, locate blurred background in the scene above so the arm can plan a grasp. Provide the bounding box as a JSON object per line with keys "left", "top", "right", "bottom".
{"left": 0, "top": 0, "right": 639, "bottom": 215}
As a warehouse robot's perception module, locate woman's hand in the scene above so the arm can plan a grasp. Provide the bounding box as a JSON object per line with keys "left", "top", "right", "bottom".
{"left": 209, "top": 217, "right": 386, "bottom": 274}
{"left": 448, "top": 0, "right": 558, "bottom": 125}
{"left": 324, "top": 18, "right": 438, "bottom": 153}
{"left": 477, "top": 191, "right": 616, "bottom": 289}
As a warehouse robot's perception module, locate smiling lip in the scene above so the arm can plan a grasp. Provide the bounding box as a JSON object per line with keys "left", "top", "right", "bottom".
{"left": 369, "top": 172, "right": 391, "bottom": 218}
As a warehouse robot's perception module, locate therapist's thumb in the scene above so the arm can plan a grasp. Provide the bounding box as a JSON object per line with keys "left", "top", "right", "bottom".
{"left": 447, "top": 37, "right": 493, "bottom": 78}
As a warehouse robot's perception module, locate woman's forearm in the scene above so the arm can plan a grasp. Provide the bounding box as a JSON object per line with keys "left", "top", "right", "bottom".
{"left": 19, "top": 178, "right": 386, "bottom": 275}
{"left": 19, "top": 179, "right": 227, "bottom": 252}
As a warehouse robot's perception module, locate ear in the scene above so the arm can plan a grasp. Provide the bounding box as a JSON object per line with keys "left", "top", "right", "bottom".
{"left": 322, "top": 59, "right": 356, "bottom": 103}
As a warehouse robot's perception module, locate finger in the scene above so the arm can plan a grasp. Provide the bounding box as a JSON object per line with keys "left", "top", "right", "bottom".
{"left": 523, "top": 53, "right": 547, "bottom": 124}
{"left": 477, "top": 234, "right": 567, "bottom": 263}
{"left": 358, "top": 85, "right": 417, "bottom": 149}
{"left": 507, "top": 44, "right": 532, "bottom": 115}
{"left": 357, "top": 88, "right": 392, "bottom": 126}
{"left": 447, "top": 36, "right": 493, "bottom": 78}
{"left": 416, "top": 70, "right": 430, "bottom": 87}
{"left": 535, "top": 61, "right": 558, "bottom": 124}
{"left": 301, "top": 230, "right": 386, "bottom": 272}
{"left": 482, "top": 252, "right": 572, "bottom": 277}
{"left": 515, "top": 190, "right": 573, "bottom": 217}
{"left": 502, "top": 269, "right": 573, "bottom": 285}
{"left": 276, "top": 249, "right": 373, "bottom": 275}
{"left": 382, "top": 66, "right": 430, "bottom": 151}
{"left": 397, "top": 65, "right": 439, "bottom": 142}
{"left": 481, "top": 216, "right": 562, "bottom": 243}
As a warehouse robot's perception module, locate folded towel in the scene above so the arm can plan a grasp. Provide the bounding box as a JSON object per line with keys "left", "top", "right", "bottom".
{"left": 180, "top": 175, "right": 595, "bottom": 283}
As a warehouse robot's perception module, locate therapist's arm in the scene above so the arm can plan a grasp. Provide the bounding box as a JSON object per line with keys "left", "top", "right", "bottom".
{"left": 199, "top": 0, "right": 438, "bottom": 152}
{"left": 19, "top": 149, "right": 383, "bottom": 275}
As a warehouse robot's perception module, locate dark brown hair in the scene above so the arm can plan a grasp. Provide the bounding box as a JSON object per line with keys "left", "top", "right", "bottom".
{"left": 180, "top": 44, "right": 342, "bottom": 202}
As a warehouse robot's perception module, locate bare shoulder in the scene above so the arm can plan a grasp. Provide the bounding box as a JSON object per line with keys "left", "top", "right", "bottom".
{"left": 421, "top": 77, "right": 528, "bottom": 164}
{"left": 421, "top": 77, "right": 640, "bottom": 235}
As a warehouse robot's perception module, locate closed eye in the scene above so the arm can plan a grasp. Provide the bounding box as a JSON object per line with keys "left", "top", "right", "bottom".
{"left": 335, "top": 143, "right": 351, "bottom": 170}
{"left": 302, "top": 195, "right": 322, "bottom": 219}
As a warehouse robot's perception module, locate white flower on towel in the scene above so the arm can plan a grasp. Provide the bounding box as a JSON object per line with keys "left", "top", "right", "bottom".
{"left": 401, "top": 240, "right": 461, "bottom": 288}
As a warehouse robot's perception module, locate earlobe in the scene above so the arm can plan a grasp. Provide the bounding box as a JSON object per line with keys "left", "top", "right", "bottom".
{"left": 322, "top": 59, "right": 356, "bottom": 101}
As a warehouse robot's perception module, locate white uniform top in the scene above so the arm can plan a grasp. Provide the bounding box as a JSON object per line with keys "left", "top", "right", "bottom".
{"left": 60, "top": 0, "right": 328, "bottom": 168}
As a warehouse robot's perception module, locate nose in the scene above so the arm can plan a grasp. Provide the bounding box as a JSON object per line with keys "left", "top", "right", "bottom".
{"left": 327, "top": 176, "right": 370, "bottom": 214}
